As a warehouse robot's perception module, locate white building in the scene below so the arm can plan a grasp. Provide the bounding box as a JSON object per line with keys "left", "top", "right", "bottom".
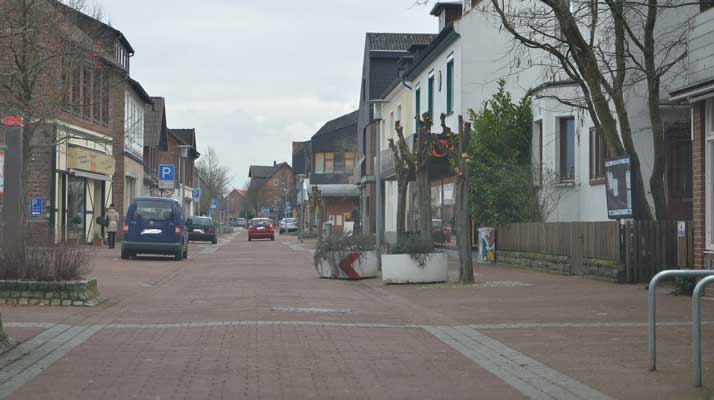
{"left": 530, "top": 5, "right": 697, "bottom": 222}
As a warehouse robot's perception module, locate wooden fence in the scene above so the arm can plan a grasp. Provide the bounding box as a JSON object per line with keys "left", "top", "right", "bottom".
{"left": 495, "top": 221, "right": 621, "bottom": 260}
{"left": 495, "top": 220, "right": 693, "bottom": 283}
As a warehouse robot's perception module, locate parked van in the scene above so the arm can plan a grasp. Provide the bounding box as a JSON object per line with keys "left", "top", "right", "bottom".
{"left": 121, "top": 197, "right": 188, "bottom": 261}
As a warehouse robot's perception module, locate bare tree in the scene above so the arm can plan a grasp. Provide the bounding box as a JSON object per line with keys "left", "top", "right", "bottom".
{"left": 387, "top": 121, "right": 416, "bottom": 241}
{"left": 414, "top": 113, "right": 436, "bottom": 243}
{"left": 196, "top": 147, "right": 231, "bottom": 212}
{"left": 487, "top": 0, "right": 690, "bottom": 220}
{"left": 438, "top": 114, "right": 474, "bottom": 284}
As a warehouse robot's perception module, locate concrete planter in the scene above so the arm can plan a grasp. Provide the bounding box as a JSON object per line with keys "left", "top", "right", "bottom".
{"left": 316, "top": 250, "right": 379, "bottom": 280}
{"left": 382, "top": 253, "right": 448, "bottom": 284}
{"left": 0, "top": 278, "right": 103, "bottom": 306}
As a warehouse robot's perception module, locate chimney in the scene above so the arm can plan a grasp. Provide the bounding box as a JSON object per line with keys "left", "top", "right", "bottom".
{"left": 430, "top": 2, "right": 463, "bottom": 32}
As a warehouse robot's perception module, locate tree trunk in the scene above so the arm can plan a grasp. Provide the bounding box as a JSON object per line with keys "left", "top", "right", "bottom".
{"left": 416, "top": 167, "right": 432, "bottom": 243}
{"left": 396, "top": 173, "right": 408, "bottom": 241}
{"left": 455, "top": 173, "right": 473, "bottom": 283}
{"left": 456, "top": 117, "right": 474, "bottom": 284}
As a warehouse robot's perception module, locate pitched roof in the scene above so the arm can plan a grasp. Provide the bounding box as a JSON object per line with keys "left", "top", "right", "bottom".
{"left": 313, "top": 110, "right": 359, "bottom": 138}
{"left": 248, "top": 165, "right": 275, "bottom": 179}
{"left": 170, "top": 128, "right": 195, "bottom": 147}
{"left": 144, "top": 97, "right": 166, "bottom": 148}
{"left": 127, "top": 78, "right": 152, "bottom": 104}
{"left": 366, "top": 32, "right": 436, "bottom": 52}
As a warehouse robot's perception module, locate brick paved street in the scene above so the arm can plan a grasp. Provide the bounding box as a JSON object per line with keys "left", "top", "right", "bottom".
{"left": 1, "top": 230, "right": 713, "bottom": 399}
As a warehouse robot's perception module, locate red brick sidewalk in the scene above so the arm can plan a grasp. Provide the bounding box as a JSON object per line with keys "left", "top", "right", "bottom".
{"left": 0, "top": 231, "right": 712, "bottom": 399}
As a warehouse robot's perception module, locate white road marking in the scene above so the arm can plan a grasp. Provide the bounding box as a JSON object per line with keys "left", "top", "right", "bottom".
{"left": 0, "top": 324, "right": 103, "bottom": 398}
{"left": 425, "top": 325, "right": 614, "bottom": 400}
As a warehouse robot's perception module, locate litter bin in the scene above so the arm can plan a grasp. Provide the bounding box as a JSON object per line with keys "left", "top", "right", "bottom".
{"left": 477, "top": 227, "right": 496, "bottom": 263}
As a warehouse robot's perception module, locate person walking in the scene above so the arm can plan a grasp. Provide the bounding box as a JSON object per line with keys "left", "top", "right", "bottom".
{"left": 105, "top": 204, "right": 120, "bottom": 249}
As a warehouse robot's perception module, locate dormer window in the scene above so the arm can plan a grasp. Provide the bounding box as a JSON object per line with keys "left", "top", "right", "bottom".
{"left": 115, "top": 40, "right": 130, "bottom": 71}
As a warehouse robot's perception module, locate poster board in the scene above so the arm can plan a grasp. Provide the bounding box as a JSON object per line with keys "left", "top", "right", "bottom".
{"left": 605, "top": 156, "right": 633, "bottom": 219}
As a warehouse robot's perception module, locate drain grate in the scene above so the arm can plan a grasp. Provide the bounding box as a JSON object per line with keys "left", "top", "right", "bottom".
{"left": 272, "top": 306, "right": 351, "bottom": 314}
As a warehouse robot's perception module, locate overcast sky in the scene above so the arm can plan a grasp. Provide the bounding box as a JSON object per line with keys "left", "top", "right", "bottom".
{"left": 99, "top": 0, "right": 437, "bottom": 188}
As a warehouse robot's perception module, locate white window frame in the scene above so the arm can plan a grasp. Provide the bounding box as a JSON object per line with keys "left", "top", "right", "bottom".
{"left": 705, "top": 99, "right": 714, "bottom": 249}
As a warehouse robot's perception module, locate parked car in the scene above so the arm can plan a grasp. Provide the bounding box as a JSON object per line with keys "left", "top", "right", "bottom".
{"left": 236, "top": 217, "right": 247, "bottom": 228}
{"left": 279, "top": 218, "right": 298, "bottom": 233}
{"left": 432, "top": 218, "right": 452, "bottom": 243}
{"left": 187, "top": 216, "right": 218, "bottom": 244}
{"left": 248, "top": 218, "right": 275, "bottom": 241}
{"left": 121, "top": 197, "right": 188, "bottom": 261}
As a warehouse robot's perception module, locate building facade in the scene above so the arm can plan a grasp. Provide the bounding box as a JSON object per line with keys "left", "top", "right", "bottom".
{"left": 670, "top": 3, "right": 714, "bottom": 270}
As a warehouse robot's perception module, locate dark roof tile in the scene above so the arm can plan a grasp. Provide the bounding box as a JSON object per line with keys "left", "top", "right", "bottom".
{"left": 366, "top": 32, "right": 436, "bottom": 51}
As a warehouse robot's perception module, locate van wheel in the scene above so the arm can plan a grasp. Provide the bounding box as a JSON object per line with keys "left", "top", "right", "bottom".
{"left": 121, "top": 247, "right": 129, "bottom": 260}
{"left": 175, "top": 247, "right": 183, "bottom": 261}
{"left": 183, "top": 246, "right": 188, "bottom": 259}
{"left": 212, "top": 238, "right": 218, "bottom": 245}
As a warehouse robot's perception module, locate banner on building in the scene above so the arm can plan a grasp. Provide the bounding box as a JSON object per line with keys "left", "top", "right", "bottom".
{"left": 605, "top": 156, "right": 633, "bottom": 219}
{"left": 68, "top": 147, "right": 115, "bottom": 176}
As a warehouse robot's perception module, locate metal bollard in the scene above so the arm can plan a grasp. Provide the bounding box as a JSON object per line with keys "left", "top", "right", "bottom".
{"left": 648, "top": 269, "right": 714, "bottom": 371}
{"left": 692, "top": 275, "right": 714, "bottom": 387}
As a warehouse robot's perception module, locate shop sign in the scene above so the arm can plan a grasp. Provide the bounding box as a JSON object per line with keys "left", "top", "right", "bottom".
{"left": 68, "top": 147, "right": 115, "bottom": 176}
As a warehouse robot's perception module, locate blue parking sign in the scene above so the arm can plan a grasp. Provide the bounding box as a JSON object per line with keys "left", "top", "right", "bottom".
{"left": 210, "top": 198, "right": 217, "bottom": 208}
{"left": 158, "top": 164, "right": 175, "bottom": 180}
{"left": 30, "top": 197, "right": 42, "bottom": 217}
{"left": 262, "top": 208, "right": 270, "bottom": 216}
{"left": 192, "top": 189, "right": 201, "bottom": 199}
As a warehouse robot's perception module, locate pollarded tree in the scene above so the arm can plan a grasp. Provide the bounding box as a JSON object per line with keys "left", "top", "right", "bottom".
{"left": 387, "top": 121, "right": 416, "bottom": 242}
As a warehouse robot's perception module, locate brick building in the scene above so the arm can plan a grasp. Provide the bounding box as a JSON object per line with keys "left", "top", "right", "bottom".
{"left": 670, "top": 4, "right": 714, "bottom": 271}
{"left": 0, "top": 2, "right": 141, "bottom": 244}
{"left": 248, "top": 162, "right": 294, "bottom": 219}
{"left": 143, "top": 97, "right": 169, "bottom": 196}
{"left": 158, "top": 129, "right": 199, "bottom": 217}
{"left": 293, "top": 111, "right": 360, "bottom": 234}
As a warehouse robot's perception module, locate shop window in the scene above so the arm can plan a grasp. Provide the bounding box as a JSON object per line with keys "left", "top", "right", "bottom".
{"left": 589, "top": 127, "right": 607, "bottom": 183}
{"left": 559, "top": 117, "right": 575, "bottom": 181}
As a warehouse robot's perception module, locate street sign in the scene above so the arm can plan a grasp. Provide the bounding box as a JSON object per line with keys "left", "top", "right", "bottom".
{"left": 262, "top": 208, "right": 270, "bottom": 216}
{"left": 192, "top": 189, "right": 201, "bottom": 199}
{"left": 605, "top": 156, "right": 633, "bottom": 219}
{"left": 158, "top": 164, "right": 175, "bottom": 190}
{"left": 30, "top": 197, "right": 42, "bottom": 217}
{"left": 210, "top": 198, "right": 217, "bottom": 208}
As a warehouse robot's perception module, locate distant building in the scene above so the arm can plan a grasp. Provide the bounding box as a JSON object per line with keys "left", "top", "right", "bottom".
{"left": 293, "top": 111, "right": 360, "bottom": 234}
{"left": 248, "top": 162, "right": 294, "bottom": 219}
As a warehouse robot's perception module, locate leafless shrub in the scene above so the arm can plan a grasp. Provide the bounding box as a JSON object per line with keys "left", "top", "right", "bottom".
{"left": 0, "top": 243, "right": 93, "bottom": 282}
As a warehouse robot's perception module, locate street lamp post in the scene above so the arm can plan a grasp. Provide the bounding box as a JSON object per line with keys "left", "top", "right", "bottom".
{"left": 177, "top": 145, "right": 191, "bottom": 217}
{"left": 297, "top": 174, "right": 305, "bottom": 243}
{"left": 370, "top": 100, "right": 388, "bottom": 269}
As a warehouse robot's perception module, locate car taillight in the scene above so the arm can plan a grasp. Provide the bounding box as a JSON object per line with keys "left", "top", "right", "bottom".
{"left": 268, "top": 224, "right": 273, "bottom": 229}
{"left": 175, "top": 224, "right": 181, "bottom": 236}
{"left": 123, "top": 223, "right": 128, "bottom": 235}
{"left": 248, "top": 225, "right": 253, "bottom": 230}
{"left": 208, "top": 227, "right": 215, "bottom": 233}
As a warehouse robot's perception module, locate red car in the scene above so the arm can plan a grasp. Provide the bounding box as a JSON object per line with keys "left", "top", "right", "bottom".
{"left": 248, "top": 218, "right": 275, "bottom": 241}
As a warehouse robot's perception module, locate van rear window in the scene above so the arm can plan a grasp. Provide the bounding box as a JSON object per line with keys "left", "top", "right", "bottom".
{"left": 132, "top": 201, "right": 174, "bottom": 221}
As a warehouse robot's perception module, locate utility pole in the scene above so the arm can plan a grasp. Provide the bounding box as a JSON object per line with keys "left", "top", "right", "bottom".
{"left": 370, "top": 100, "right": 387, "bottom": 269}
{"left": 3, "top": 117, "right": 24, "bottom": 258}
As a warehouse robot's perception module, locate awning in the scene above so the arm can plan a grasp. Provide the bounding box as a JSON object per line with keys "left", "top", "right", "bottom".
{"left": 312, "top": 184, "right": 360, "bottom": 197}
{"left": 69, "top": 169, "right": 112, "bottom": 181}
{"left": 670, "top": 78, "right": 714, "bottom": 102}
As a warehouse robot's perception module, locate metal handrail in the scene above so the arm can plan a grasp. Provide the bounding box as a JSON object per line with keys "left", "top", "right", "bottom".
{"left": 692, "top": 275, "right": 714, "bottom": 387}
{"left": 648, "top": 269, "right": 714, "bottom": 371}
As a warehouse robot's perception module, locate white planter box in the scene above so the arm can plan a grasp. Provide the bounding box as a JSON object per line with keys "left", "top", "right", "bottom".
{"left": 382, "top": 253, "right": 448, "bottom": 284}
{"left": 316, "top": 250, "right": 379, "bottom": 280}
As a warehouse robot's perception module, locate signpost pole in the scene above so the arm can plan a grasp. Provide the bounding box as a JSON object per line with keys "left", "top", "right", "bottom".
{"left": 3, "top": 117, "right": 24, "bottom": 257}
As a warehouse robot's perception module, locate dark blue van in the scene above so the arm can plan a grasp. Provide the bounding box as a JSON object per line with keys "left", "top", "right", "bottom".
{"left": 121, "top": 197, "right": 188, "bottom": 261}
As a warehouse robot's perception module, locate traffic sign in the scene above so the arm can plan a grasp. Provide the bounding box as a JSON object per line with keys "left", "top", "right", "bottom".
{"left": 30, "top": 197, "right": 42, "bottom": 217}
{"left": 210, "top": 198, "right": 217, "bottom": 208}
{"left": 192, "top": 189, "right": 201, "bottom": 199}
{"left": 262, "top": 208, "right": 270, "bottom": 216}
{"left": 158, "top": 164, "right": 175, "bottom": 190}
